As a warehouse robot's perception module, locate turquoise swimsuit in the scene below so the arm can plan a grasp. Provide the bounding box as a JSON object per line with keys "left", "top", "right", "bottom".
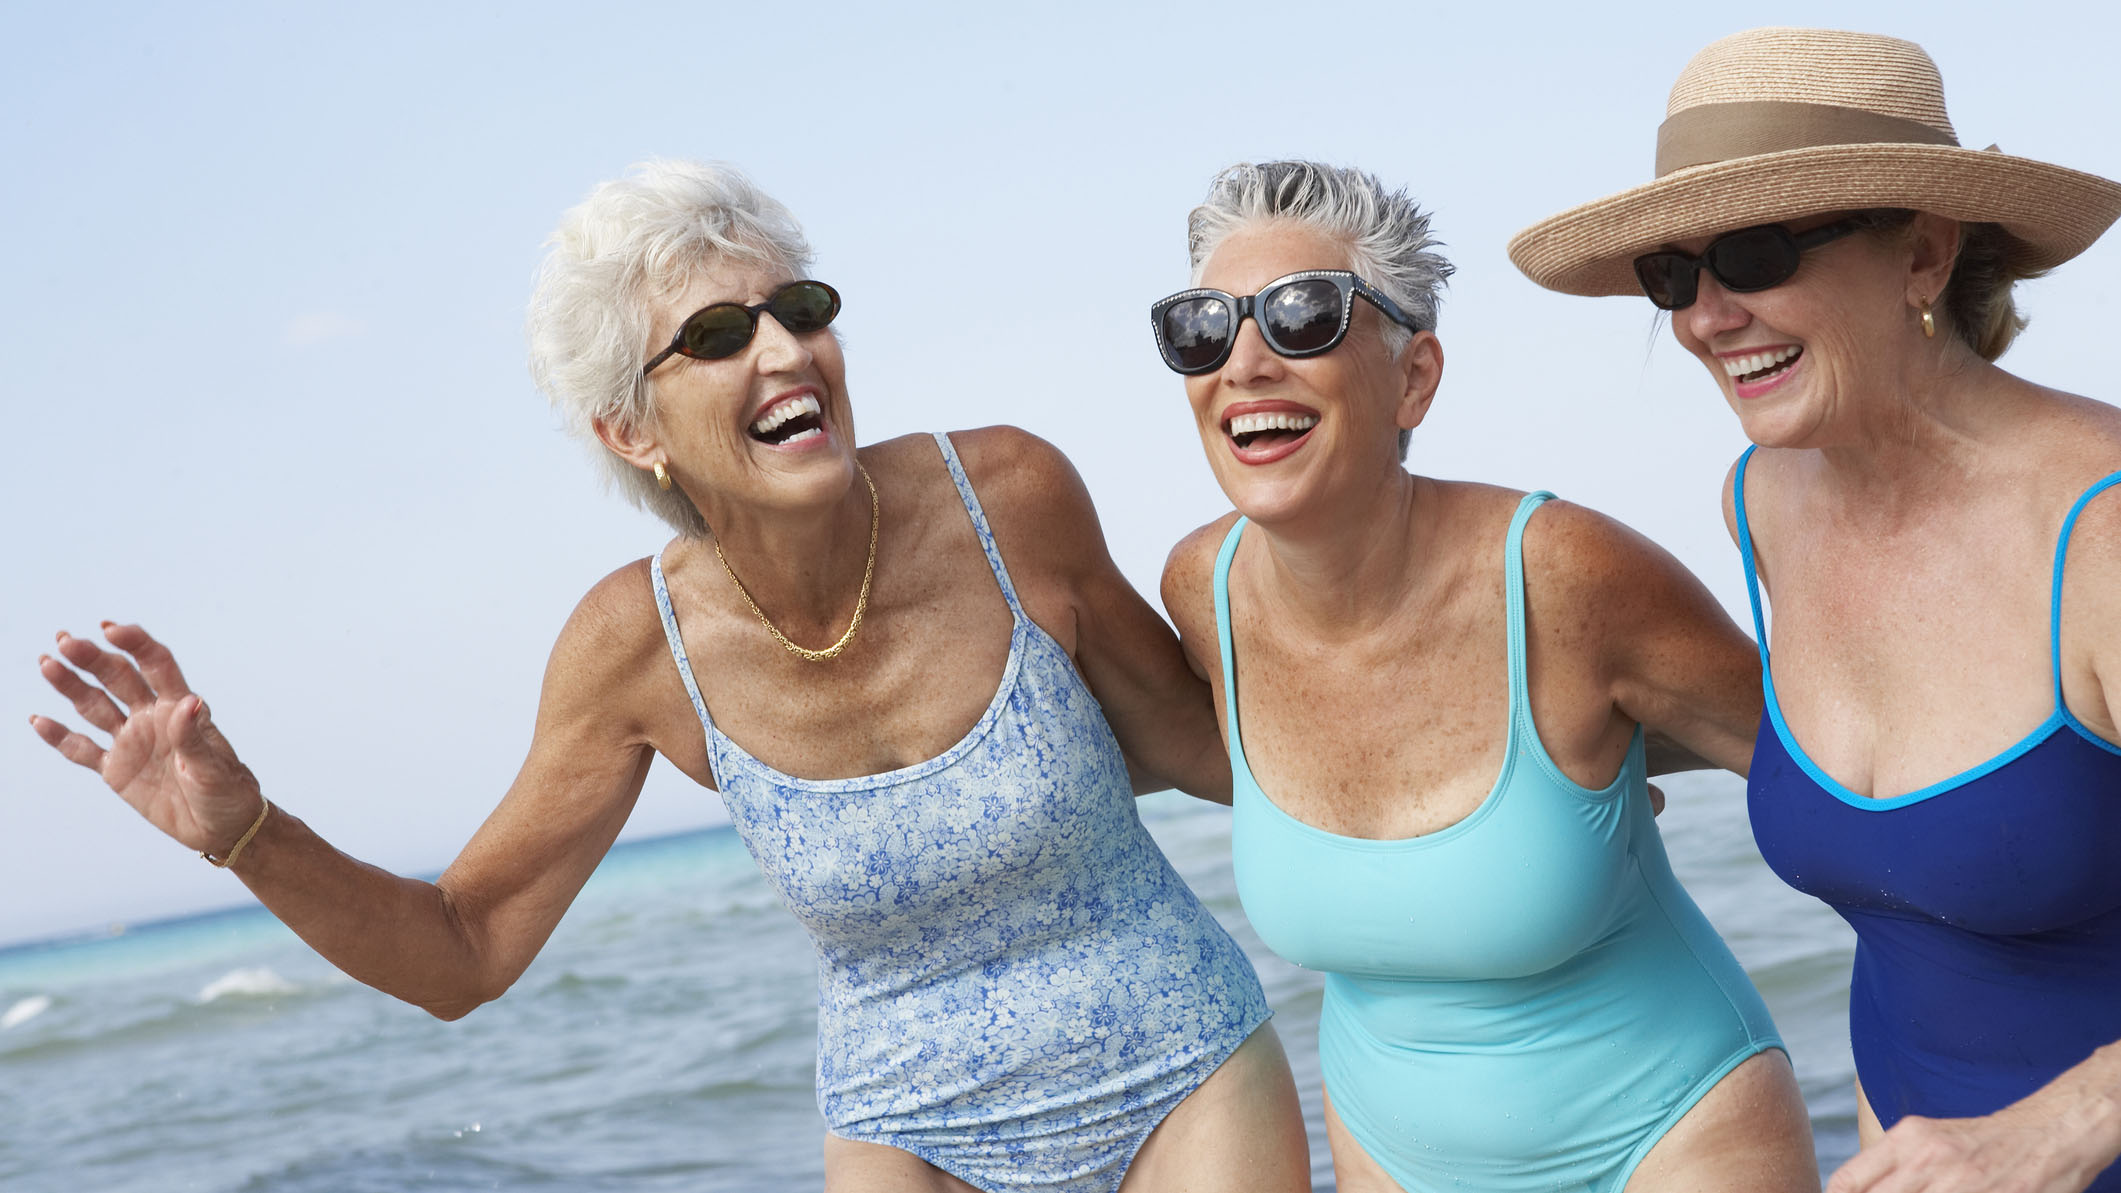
{"left": 1214, "top": 492, "right": 1782, "bottom": 1192}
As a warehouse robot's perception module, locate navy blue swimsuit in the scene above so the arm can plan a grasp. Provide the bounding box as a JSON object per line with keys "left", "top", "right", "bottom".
{"left": 1737, "top": 448, "right": 2121, "bottom": 1187}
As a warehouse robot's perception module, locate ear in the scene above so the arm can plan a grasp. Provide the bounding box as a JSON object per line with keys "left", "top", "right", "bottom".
{"left": 592, "top": 413, "right": 663, "bottom": 473}
{"left": 1394, "top": 331, "right": 1445, "bottom": 434}
{"left": 1905, "top": 211, "right": 1962, "bottom": 310}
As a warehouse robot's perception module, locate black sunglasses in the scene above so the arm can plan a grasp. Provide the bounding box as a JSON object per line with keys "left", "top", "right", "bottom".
{"left": 1632, "top": 219, "right": 1863, "bottom": 311}
{"left": 643, "top": 280, "right": 842, "bottom": 376}
{"left": 1150, "top": 270, "right": 1422, "bottom": 376}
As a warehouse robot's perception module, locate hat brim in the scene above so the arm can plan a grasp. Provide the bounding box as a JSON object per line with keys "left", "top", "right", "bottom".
{"left": 1508, "top": 143, "right": 2121, "bottom": 297}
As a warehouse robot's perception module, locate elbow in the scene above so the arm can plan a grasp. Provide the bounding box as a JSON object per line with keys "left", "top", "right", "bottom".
{"left": 417, "top": 980, "right": 505, "bottom": 1022}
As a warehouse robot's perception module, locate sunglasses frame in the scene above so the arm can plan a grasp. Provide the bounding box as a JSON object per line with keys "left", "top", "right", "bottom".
{"left": 1632, "top": 219, "right": 1864, "bottom": 311}
{"left": 642, "top": 279, "right": 842, "bottom": 377}
{"left": 1150, "top": 269, "right": 1423, "bottom": 376}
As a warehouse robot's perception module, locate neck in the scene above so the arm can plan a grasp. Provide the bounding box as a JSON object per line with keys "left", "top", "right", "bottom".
{"left": 1243, "top": 466, "right": 1428, "bottom": 637}
{"left": 702, "top": 469, "right": 874, "bottom": 639}
{"left": 1807, "top": 351, "right": 2018, "bottom": 524}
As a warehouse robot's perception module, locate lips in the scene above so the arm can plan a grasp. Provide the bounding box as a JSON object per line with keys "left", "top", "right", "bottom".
{"left": 1220, "top": 400, "right": 1319, "bottom": 465}
{"left": 1721, "top": 345, "right": 1803, "bottom": 399}
{"left": 749, "top": 392, "right": 825, "bottom": 446}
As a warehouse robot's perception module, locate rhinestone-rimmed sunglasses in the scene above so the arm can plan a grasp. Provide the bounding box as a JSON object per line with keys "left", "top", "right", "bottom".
{"left": 1150, "top": 270, "right": 1422, "bottom": 375}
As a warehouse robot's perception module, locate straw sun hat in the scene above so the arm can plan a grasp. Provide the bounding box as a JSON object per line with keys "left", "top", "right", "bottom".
{"left": 1508, "top": 27, "right": 2121, "bottom": 298}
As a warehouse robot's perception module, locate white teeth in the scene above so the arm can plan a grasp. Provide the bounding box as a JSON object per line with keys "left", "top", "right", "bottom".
{"left": 1723, "top": 346, "right": 1800, "bottom": 378}
{"left": 750, "top": 393, "right": 821, "bottom": 434}
{"left": 1225, "top": 411, "right": 1320, "bottom": 437}
{"left": 780, "top": 427, "right": 822, "bottom": 444}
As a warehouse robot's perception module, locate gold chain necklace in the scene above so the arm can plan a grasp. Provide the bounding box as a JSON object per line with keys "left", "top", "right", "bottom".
{"left": 714, "top": 464, "right": 878, "bottom": 662}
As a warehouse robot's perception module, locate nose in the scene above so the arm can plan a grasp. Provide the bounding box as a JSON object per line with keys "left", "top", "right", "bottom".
{"left": 1680, "top": 272, "right": 1751, "bottom": 342}
{"left": 1219, "top": 314, "right": 1284, "bottom": 385}
{"left": 751, "top": 311, "right": 815, "bottom": 374}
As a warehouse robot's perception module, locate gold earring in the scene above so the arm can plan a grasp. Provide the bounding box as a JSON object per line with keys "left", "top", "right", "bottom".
{"left": 1919, "top": 298, "right": 1936, "bottom": 339}
{"left": 653, "top": 461, "right": 672, "bottom": 491}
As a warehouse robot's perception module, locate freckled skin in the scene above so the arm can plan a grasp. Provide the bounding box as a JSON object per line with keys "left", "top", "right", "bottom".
{"left": 1676, "top": 213, "right": 2121, "bottom": 1190}
{"left": 32, "top": 257, "right": 1311, "bottom": 1192}
{"left": 1159, "top": 221, "right": 1815, "bottom": 1192}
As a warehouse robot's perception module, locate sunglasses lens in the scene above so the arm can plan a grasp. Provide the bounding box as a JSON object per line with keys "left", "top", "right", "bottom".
{"left": 1262, "top": 280, "right": 1343, "bottom": 353}
{"left": 678, "top": 305, "right": 757, "bottom": 359}
{"left": 770, "top": 281, "right": 841, "bottom": 333}
{"left": 1633, "top": 253, "right": 1694, "bottom": 310}
{"left": 1708, "top": 228, "right": 1800, "bottom": 292}
{"left": 1162, "top": 296, "right": 1234, "bottom": 372}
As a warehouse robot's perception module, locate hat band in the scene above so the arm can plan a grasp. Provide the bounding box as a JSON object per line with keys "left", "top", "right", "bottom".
{"left": 1655, "top": 100, "right": 1959, "bottom": 176}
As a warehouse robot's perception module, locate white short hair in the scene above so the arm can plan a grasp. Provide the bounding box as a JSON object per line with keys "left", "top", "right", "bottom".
{"left": 527, "top": 160, "right": 814, "bottom": 537}
{"left": 1187, "top": 162, "right": 1454, "bottom": 460}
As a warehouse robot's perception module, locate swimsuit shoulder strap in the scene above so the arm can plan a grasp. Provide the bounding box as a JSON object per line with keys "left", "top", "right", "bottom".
{"left": 650, "top": 549, "right": 720, "bottom": 742}
{"left": 1504, "top": 491, "right": 1556, "bottom": 716}
{"left": 2049, "top": 469, "right": 2121, "bottom": 709}
{"left": 1211, "top": 516, "right": 1250, "bottom": 746}
{"left": 1732, "top": 445, "right": 1770, "bottom": 658}
{"left": 931, "top": 431, "right": 1026, "bottom": 616}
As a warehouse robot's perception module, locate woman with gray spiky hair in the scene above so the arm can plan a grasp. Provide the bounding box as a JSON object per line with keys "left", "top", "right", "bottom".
{"left": 1155, "top": 161, "right": 1815, "bottom": 1192}
{"left": 30, "top": 159, "right": 1310, "bottom": 1192}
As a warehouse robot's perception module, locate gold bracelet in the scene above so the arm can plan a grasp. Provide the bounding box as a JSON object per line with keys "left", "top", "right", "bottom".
{"left": 202, "top": 797, "right": 271, "bottom": 869}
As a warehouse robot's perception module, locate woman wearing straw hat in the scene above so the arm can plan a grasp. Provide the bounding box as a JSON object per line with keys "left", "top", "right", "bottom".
{"left": 1512, "top": 27, "right": 2121, "bottom": 1193}
{"left": 1154, "top": 159, "right": 1818, "bottom": 1193}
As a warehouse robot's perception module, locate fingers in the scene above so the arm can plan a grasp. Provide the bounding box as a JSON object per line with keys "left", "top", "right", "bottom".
{"left": 37, "top": 653, "right": 128, "bottom": 734}
{"left": 171, "top": 694, "right": 226, "bottom": 766}
{"left": 102, "top": 622, "right": 193, "bottom": 700}
{"left": 53, "top": 629, "right": 156, "bottom": 711}
{"left": 27, "top": 713, "right": 108, "bottom": 772}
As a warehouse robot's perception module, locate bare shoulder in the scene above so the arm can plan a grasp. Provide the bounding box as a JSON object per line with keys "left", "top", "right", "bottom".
{"left": 943, "top": 425, "right": 1091, "bottom": 509}
{"left": 1161, "top": 511, "right": 1244, "bottom": 642}
{"left": 1516, "top": 493, "right": 1703, "bottom": 622}
{"left": 544, "top": 557, "right": 679, "bottom": 732}
{"left": 942, "top": 425, "right": 1105, "bottom": 569}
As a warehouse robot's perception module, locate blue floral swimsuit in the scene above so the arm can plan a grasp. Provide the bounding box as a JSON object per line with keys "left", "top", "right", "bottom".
{"left": 648, "top": 431, "right": 1271, "bottom": 1193}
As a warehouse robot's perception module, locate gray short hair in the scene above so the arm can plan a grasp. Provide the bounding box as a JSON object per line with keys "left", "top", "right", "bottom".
{"left": 1186, "top": 162, "right": 1453, "bottom": 460}
{"left": 527, "top": 160, "right": 815, "bottom": 537}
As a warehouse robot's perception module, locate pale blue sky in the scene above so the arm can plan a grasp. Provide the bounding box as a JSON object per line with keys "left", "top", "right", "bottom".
{"left": 5, "top": 0, "right": 2116, "bottom": 946}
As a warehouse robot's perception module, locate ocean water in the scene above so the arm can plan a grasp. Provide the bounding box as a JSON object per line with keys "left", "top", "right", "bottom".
{"left": 0, "top": 774, "right": 1857, "bottom": 1191}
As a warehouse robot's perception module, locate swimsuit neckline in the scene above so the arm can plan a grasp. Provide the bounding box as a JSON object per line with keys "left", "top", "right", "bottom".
{"left": 1734, "top": 448, "right": 2121, "bottom": 811}
{"left": 700, "top": 602, "right": 1035, "bottom": 793}
{"left": 1216, "top": 497, "right": 1635, "bottom": 851}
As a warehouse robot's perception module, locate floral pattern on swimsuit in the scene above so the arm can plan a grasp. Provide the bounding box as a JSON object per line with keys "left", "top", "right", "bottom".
{"left": 648, "top": 431, "right": 1270, "bottom": 1193}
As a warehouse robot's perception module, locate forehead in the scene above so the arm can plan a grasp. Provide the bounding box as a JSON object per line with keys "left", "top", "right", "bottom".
{"left": 1200, "top": 220, "right": 1352, "bottom": 292}
{"left": 647, "top": 255, "right": 797, "bottom": 341}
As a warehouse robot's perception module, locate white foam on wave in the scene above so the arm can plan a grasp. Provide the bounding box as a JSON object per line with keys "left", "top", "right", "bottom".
{"left": 1, "top": 995, "right": 52, "bottom": 1030}
{"left": 196, "top": 968, "right": 300, "bottom": 1003}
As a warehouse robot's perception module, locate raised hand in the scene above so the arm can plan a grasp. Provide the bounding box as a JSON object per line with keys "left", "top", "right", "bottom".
{"left": 30, "top": 623, "right": 264, "bottom": 859}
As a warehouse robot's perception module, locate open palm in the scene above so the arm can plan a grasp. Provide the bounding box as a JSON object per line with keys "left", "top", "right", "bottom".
{"left": 31, "top": 623, "right": 262, "bottom": 857}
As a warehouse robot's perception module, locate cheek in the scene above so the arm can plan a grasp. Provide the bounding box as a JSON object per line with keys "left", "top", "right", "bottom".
{"left": 1183, "top": 379, "right": 1219, "bottom": 427}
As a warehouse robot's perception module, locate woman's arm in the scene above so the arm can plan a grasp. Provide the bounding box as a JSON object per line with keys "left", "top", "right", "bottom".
{"left": 952, "top": 426, "right": 1232, "bottom": 802}
{"left": 31, "top": 573, "right": 665, "bottom": 1020}
{"left": 1528, "top": 499, "right": 1764, "bottom": 778}
{"left": 1829, "top": 1044, "right": 2121, "bottom": 1193}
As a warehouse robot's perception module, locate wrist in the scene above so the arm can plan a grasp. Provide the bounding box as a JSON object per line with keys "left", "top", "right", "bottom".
{"left": 201, "top": 795, "right": 271, "bottom": 869}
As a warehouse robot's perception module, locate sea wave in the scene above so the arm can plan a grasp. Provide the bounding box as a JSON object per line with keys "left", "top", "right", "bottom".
{"left": 1, "top": 994, "right": 52, "bottom": 1030}
{"left": 197, "top": 967, "right": 301, "bottom": 1003}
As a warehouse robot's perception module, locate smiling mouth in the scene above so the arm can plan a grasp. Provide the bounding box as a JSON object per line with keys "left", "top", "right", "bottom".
{"left": 751, "top": 394, "right": 824, "bottom": 445}
{"left": 1225, "top": 410, "right": 1319, "bottom": 450}
{"left": 1726, "top": 346, "right": 1802, "bottom": 385}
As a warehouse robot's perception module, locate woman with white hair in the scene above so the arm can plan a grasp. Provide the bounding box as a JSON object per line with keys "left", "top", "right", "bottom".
{"left": 1512, "top": 26, "right": 2121, "bottom": 1193}
{"left": 1155, "top": 160, "right": 1816, "bottom": 1192}
{"left": 29, "top": 159, "right": 1309, "bottom": 1193}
